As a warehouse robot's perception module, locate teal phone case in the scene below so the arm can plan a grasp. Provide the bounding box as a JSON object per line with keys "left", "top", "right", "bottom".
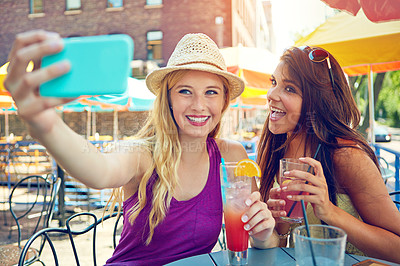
{"left": 40, "top": 34, "right": 134, "bottom": 97}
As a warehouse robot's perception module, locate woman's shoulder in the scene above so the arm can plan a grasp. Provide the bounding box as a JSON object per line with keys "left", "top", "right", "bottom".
{"left": 215, "top": 138, "right": 248, "bottom": 162}
{"left": 332, "top": 140, "right": 379, "bottom": 186}
{"left": 333, "top": 142, "right": 371, "bottom": 166}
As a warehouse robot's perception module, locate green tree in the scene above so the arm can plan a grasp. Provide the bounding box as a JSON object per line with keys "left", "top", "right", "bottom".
{"left": 376, "top": 70, "right": 400, "bottom": 127}
{"left": 348, "top": 72, "right": 386, "bottom": 138}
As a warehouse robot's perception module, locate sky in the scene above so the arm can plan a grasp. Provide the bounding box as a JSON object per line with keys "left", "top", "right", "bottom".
{"left": 269, "top": 0, "right": 336, "bottom": 54}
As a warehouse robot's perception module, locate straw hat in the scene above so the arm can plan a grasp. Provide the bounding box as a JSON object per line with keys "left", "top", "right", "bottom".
{"left": 145, "top": 33, "right": 245, "bottom": 100}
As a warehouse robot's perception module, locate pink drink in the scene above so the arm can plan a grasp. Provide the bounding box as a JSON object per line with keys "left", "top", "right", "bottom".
{"left": 279, "top": 158, "right": 312, "bottom": 224}
{"left": 280, "top": 177, "right": 309, "bottom": 223}
{"left": 223, "top": 180, "right": 251, "bottom": 252}
{"left": 224, "top": 204, "right": 249, "bottom": 252}
{"left": 221, "top": 162, "right": 252, "bottom": 265}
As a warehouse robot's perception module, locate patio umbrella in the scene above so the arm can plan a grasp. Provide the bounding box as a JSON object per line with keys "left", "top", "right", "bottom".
{"left": 320, "top": 0, "right": 400, "bottom": 22}
{"left": 220, "top": 45, "right": 278, "bottom": 107}
{"left": 295, "top": 10, "right": 400, "bottom": 143}
{"left": 0, "top": 62, "right": 34, "bottom": 96}
{"left": 126, "top": 77, "right": 155, "bottom": 111}
{"left": 0, "top": 102, "right": 17, "bottom": 139}
{"left": 68, "top": 77, "right": 155, "bottom": 139}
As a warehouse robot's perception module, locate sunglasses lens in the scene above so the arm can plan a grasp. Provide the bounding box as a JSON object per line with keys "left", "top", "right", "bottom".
{"left": 309, "top": 49, "right": 329, "bottom": 62}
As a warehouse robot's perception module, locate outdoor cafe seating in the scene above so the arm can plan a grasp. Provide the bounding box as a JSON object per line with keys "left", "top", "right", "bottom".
{"left": 17, "top": 211, "right": 122, "bottom": 266}
{"left": 0, "top": 174, "right": 60, "bottom": 265}
{"left": 390, "top": 191, "right": 400, "bottom": 207}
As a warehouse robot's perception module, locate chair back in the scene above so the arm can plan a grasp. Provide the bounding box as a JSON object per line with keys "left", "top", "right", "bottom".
{"left": 18, "top": 211, "right": 123, "bottom": 266}
{"left": 389, "top": 191, "right": 400, "bottom": 207}
{"left": 9, "top": 174, "right": 61, "bottom": 249}
{"left": 377, "top": 156, "right": 395, "bottom": 184}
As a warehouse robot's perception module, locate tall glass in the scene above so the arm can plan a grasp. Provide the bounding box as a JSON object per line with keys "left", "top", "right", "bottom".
{"left": 293, "top": 225, "right": 347, "bottom": 266}
{"left": 279, "top": 158, "right": 312, "bottom": 223}
{"left": 221, "top": 162, "right": 252, "bottom": 265}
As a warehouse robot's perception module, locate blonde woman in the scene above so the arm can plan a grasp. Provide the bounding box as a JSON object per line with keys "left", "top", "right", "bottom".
{"left": 5, "top": 31, "right": 276, "bottom": 265}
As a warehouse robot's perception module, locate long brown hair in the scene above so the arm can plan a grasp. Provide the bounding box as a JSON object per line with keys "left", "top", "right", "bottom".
{"left": 257, "top": 46, "right": 378, "bottom": 204}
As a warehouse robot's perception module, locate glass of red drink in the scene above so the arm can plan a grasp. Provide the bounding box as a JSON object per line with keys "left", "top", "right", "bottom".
{"left": 221, "top": 162, "right": 252, "bottom": 265}
{"left": 279, "top": 158, "right": 313, "bottom": 223}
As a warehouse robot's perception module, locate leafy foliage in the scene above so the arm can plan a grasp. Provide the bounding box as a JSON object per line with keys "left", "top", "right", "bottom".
{"left": 376, "top": 70, "right": 400, "bottom": 127}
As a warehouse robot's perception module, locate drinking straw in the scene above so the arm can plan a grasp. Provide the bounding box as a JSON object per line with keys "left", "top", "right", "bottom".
{"left": 287, "top": 143, "right": 321, "bottom": 217}
{"left": 301, "top": 199, "right": 317, "bottom": 266}
{"left": 221, "top": 157, "right": 228, "bottom": 203}
{"left": 287, "top": 144, "right": 321, "bottom": 266}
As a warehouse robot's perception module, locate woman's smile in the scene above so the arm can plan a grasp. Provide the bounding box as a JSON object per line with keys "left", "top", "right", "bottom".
{"left": 186, "top": 115, "right": 210, "bottom": 126}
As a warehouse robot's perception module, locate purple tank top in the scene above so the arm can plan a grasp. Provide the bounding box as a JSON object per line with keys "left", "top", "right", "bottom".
{"left": 106, "top": 138, "right": 223, "bottom": 265}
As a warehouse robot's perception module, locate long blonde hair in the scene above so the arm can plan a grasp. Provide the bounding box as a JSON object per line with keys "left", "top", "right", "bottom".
{"left": 107, "top": 70, "right": 230, "bottom": 244}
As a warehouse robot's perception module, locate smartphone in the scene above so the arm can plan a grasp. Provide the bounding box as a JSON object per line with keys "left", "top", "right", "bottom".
{"left": 40, "top": 34, "right": 134, "bottom": 97}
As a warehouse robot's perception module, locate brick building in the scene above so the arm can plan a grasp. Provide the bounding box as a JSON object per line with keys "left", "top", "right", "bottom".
{"left": 0, "top": 0, "right": 273, "bottom": 139}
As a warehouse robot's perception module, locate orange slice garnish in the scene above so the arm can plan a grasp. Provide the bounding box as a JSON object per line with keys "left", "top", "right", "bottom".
{"left": 282, "top": 179, "right": 292, "bottom": 186}
{"left": 234, "top": 159, "right": 261, "bottom": 178}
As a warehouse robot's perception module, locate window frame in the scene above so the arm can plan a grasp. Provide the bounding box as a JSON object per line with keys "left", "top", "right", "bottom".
{"left": 146, "top": 31, "right": 163, "bottom": 61}
{"left": 145, "top": 0, "right": 162, "bottom": 6}
{"left": 30, "top": 0, "right": 44, "bottom": 14}
{"left": 107, "top": 0, "right": 124, "bottom": 8}
{"left": 65, "top": 0, "right": 82, "bottom": 11}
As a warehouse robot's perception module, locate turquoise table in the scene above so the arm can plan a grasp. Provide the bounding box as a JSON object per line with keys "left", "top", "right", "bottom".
{"left": 166, "top": 247, "right": 398, "bottom": 265}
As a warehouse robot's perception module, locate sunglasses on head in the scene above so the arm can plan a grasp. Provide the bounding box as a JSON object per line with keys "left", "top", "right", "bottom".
{"left": 299, "top": 46, "right": 335, "bottom": 89}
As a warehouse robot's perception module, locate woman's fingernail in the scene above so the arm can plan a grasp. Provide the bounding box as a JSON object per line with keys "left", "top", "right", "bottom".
{"left": 49, "top": 40, "right": 62, "bottom": 50}
{"left": 280, "top": 211, "right": 286, "bottom": 216}
{"left": 280, "top": 200, "right": 285, "bottom": 205}
{"left": 241, "top": 215, "right": 248, "bottom": 222}
{"left": 287, "top": 195, "right": 293, "bottom": 199}
{"left": 284, "top": 171, "right": 290, "bottom": 175}
{"left": 244, "top": 224, "right": 250, "bottom": 230}
{"left": 282, "top": 186, "right": 287, "bottom": 191}
{"left": 56, "top": 61, "right": 70, "bottom": 72}
{"left": 299, "top": 157, "right": 305, "bottom": 160}
{"left": 245, "top": 199, "right": 252, "bottom": 206}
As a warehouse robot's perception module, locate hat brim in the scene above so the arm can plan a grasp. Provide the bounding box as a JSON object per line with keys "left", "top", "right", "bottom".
{"left": 146, "top": 63, "right": 245, "bottom": 100}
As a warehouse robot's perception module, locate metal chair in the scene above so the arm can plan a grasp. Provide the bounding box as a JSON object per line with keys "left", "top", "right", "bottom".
{"left": 217, "top": 223, "right": 227, "bottom": 250}
{"left": 18, "top": 211, "right": 123, "bottom": 266}
{"left": 0, "top": 174, "right": 60, "bottom": 265}
{"left": 378, "top": 156, "right": 395, "bottom": 184}
{"left": 389, "top": 191, "right": 400, "bottom": 207}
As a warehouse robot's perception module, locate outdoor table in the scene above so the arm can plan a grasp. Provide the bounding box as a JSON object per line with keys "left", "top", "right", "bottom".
{"left": 166, "top": 247, "right": 398, "bottom": 265}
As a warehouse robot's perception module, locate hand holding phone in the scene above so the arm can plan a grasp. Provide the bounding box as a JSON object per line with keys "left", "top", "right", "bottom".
{"left": 40, "top": 34, "right": 134, "bottom": 97}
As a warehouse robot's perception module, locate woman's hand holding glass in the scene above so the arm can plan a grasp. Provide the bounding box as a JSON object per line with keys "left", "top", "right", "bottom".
{"left": 243, "top": 191, "right": 275, "bottom": 243}
{"left": 295, "top": 157, "right": 336, "bottom": 222}
{"left": 4, "top": 30, "right": 71, "bottom": 133}
{"left": 267, "top": 157, "right": 336, "bottom": 223}
{"left": 266, "top": 187, "right": 287, "bottom": 220}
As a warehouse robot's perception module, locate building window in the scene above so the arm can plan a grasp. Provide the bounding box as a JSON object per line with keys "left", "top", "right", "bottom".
{"left": 147, "top": 31, "right": 163, "bottom": 60}
{"left": 66, "top": 0, "right": 81, "bottom": 10}
{"left": 146, "top": 0, "right": 162, "bottom": 6}
{"left": 30, "top": 0, "right": 43, "bottom": 14}
{"left": 107, "top": 0, "right": 123, "bottom": 8}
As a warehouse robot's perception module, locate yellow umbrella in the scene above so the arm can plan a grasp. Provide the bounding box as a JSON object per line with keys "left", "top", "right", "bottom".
{"left": 296, "top": 10, "right": 400, "bottom": 144}
{"left": 0, "top": 62, "right": 35, "bottom": 95}
{"left": 295, "top": 10, "right": 400, "bottom": 76}
{"left": 0, "top": 62, "right": 34, "bottom": 138}
{"left": 0, "top": 62, "right": 11, "bottom": 96}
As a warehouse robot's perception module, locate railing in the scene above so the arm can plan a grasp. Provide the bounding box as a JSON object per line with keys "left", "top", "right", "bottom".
{"left": 373, "top": 144, "right": 400, "bottom": 207}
